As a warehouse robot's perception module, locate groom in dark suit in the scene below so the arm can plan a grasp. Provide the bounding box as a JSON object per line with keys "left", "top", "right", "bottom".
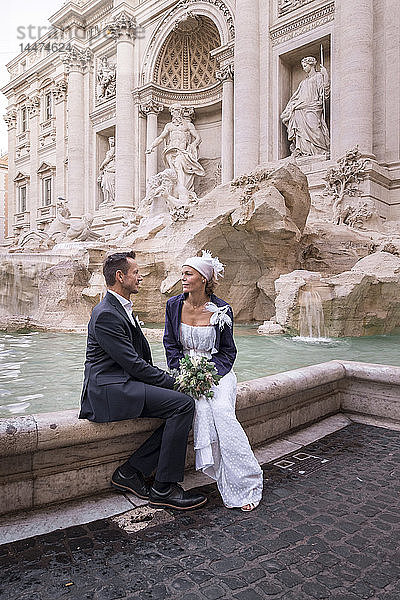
{"left": 80, "top": 251, "right": 206, "bottom": 510}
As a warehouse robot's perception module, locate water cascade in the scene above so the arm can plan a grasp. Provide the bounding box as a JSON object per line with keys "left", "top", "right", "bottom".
{"left": 297, "top": 289, "right": 330, "bottom": 342}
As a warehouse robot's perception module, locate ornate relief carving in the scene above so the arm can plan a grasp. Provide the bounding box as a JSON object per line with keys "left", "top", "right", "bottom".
{"left": 52, "top": 80, "right": 68, "bottom": 103}
{"left": 27, "top": 96, "right": 40, "bottom": 117}
{"left": 61, "top": 46, "right": 92, "bottom": 73}
{"left": 278, "top": 0, "right": 315, "bottom": 17}
{"left": 270, "top": 3, "right": 335, "bottom": 46}
{"left": 216, "top": 63, "right": 234, "bottom": 82}
{"left": 106, "top": 10, "right": 137, "bottom": 41}
{"left": 155, "top": 16, "right": 220, "bottom": 90}
{"left": 96, "top": 56, "right": 116, "bottom": 101}
{"left": 323, "top": 147, "right": 369, "bottom": 226}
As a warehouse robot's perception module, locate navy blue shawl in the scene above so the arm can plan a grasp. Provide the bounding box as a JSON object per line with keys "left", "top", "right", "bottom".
{"left": 163, "top": 293, "right": 237, "bottom": 377}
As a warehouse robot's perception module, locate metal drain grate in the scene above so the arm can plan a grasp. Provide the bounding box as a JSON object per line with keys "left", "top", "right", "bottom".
{"left": 274, "top": 452, "right": 329, "bottom": 476}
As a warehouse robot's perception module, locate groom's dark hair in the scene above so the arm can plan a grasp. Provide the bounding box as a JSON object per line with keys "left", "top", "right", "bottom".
{"left": 103, "top": 251, "right": 136, "bottom": 286}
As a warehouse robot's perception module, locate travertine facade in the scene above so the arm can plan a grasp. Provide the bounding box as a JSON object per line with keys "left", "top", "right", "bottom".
{"left": 1, "top": 0, "right": 400, "bottom": 241}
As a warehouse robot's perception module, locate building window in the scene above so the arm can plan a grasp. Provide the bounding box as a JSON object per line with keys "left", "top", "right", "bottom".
{"left": 42, "top": 177, "right": 52, "bottom": 206}
{"left": 21, "top": 107, "right": 27, "bottom": 132}
{"left": 19, "top": 186, "right": 27, "bottom": 213}
{"left": 45, "top": 92, "right": 52, "bottom": 120}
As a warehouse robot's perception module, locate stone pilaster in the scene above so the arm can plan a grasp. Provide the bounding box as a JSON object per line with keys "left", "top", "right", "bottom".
{"left": 332, "top": 0, "right": 374, "bottom": 158}
{"left": 216, "top": 65, "right": 234, "bottom": 184}
{"left": 52, "top": 81, "right": 68, "bottom": 201}
{"left": 61, "top": 46, "right": 92, "bottom": 216}
{"left": 27, "top": 95, "right": 40, "bottom": 228}
{"left": 107, "top": 10, "right": 137, "bottom": 211}
{"left": 3, "top": 109, "right": 17, "bottom": 238}
{"left": 140, "top": 100, "right": 164, "bottom": 183}
{"left": 234, "top": 0, "right": 260, "bottom": 176}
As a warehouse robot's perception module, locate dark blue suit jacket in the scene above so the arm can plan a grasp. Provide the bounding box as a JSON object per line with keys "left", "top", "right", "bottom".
{"left": 163, "top": 293, "right": 237, "bottom": 377}
{"left": 80, "top": 291, "right": 175, "bottom": 423}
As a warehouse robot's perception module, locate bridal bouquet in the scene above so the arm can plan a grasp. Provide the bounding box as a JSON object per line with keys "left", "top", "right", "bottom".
{"left": 172, "top": 355, "right": 221, "bottom": 400}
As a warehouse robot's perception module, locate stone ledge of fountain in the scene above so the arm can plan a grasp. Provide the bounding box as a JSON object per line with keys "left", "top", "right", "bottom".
{"left": 1, "top": 360, "right": 399, "bottom": 517}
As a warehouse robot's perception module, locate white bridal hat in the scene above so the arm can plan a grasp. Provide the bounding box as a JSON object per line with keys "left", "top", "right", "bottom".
{"left": 183, "top": 250, "right": 225, "bottom": 282}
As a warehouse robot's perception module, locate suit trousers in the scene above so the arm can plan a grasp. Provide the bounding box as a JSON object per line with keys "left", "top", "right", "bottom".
{"left": 127, "top": 383, "right": 195, "bottom": 482}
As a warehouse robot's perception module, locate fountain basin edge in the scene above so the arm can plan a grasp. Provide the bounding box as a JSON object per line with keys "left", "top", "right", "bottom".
{"left": 1, "top": 360, "right": 399, "bottom": 517}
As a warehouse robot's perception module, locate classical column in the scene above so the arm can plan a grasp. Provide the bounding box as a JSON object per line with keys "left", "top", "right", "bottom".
{"left": 3, "top": 109, "right": 17, "bottom": 239}
{"left": 140, "top": 101, "right": 164, "bottom": 183}
{"left": 27, "top": 95, "right": 40, "bottom": 227}
{"left": 333, "top": 0, "right": 374, "bottom": 157}
{"left": 107, "top": 10, "right": 136, "bottom": 211}
{"left": 52, "top": 80, "right": 68, "bottom": 201}
{"left": 216, "top": 64, "right": 234, "bottom": 184}
{"left": 62, "top": 47, "right": 92, "bottom": 216}
{"left": 234, "top": 0, "right": 260, "bottom": 176}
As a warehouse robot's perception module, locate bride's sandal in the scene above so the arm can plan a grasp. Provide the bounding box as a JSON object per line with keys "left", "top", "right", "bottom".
{"left": 241, "top": 501, "right": 259, "bottom": 512}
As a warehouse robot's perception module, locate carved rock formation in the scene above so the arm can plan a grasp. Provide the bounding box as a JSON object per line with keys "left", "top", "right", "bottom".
{"left": 273, "top": 252, "right": 400, "bottom": 337}
{"left": 131, "top": 161, "right": 311, "bottom": 322}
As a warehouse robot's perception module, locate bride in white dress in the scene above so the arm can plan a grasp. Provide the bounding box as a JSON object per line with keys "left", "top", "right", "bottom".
{"left": 163, "top": 251, "right": 263, "bottom": 511}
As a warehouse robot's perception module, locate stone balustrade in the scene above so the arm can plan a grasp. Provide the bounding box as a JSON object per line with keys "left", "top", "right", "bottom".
{"left": 1, "top": 360, "right": 399, "bottom": 517}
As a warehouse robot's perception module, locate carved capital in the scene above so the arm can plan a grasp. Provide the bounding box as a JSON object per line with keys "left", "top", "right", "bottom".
{"left": 4, "top": 109, "right": 17, "bottom": 130}
{"left": 106, "top": 11, "right": 137, "bottom": 41}
{"left": 140, "top": 100, "right": 164, "bottom": 117}
{"left": 52, "top": 80, "right": 68, "bottom": 103}
{"left": 27, "top": 96, "right": 40, "bottom": 117}
{"left": 216, "top": 64, "right": 234, "bottom": 83}
{"left": 61, "top": 46, "right": 92, "bottom": 73}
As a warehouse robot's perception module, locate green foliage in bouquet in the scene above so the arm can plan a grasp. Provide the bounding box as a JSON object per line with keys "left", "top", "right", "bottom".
{"left": 172, "top": 355, "right": 221, "bottom": 400}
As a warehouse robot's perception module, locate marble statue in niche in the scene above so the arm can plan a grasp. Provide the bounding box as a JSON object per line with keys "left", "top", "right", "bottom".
{"left": 146, "top": 103, "right": 205, "bottom": 205}
{"left": 281, "top": 56, "right": 330, "bottom": 157}
{"left": 97, "top": 136, "right": 115, "bottom": 206}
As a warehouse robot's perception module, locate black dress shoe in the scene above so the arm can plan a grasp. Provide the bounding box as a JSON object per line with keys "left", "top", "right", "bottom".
{"left": 111, "top": 468, "right": 150, "bottom": 499}
{"left": 149, "top": 484, "right": 207, "bottom": 510}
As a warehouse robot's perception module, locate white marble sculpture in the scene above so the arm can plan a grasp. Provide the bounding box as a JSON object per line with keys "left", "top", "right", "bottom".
{"left": 97, "top": 137, "right": 115, "bottom": 206}
{"left": 139, "top": 168, "right": 180, "bottom": 216}
{"left": 46, "top": 198, "right": 71, "bottom": 244}
{"left": 281, "top": 56, "right": 330, "bottom": 157}
{"left": 96, "top": 57, "right": 116, "bottom": 100}
{"left": 146, "top": 103, "right": 205, "bottom": 205}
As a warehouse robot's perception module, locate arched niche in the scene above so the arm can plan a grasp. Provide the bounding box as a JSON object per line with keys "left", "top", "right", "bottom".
{"left": 141, "top": 0, "right": 234, "bottom": 86}
{"left": 154, "top": 16, "right": 221, "bottom": 90}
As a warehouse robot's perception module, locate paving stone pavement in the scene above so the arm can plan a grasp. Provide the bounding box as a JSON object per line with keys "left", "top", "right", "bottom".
{"left": 1, "top": 423, "right": 399, "bottom": 600}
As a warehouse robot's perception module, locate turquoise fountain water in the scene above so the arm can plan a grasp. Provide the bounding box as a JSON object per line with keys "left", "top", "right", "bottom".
{"left": 1, "top": 327, "right": 400, "bottom": 418}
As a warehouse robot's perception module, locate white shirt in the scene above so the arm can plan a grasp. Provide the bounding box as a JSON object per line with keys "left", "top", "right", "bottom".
{"left": 108, "top": 290, "right": 137, "bottom": 327}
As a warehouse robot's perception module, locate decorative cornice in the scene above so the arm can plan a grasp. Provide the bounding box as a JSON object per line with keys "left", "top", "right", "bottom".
{"left": 106, "top": 10, "right": 137, "bottom": 41}
{"left": 52, "top": 80, "right": 68, "bottom": 103}
{"left": 216, "top": 63, "right": 234, "bottom": 82}
{"left": 270, "top": 2, "right": 335, "bottom": 46}
{"left": 4, "top": 109, "right": 17, "bottom": 130}
{"left": 210, "top": 40, "right": 234, "bottom": 66}
{"left": 134, "top": 82, "right": 222, "bottom": 110}
{"left": 37, "top": 161, "right": 56, "bottom": 175}
{"left": 139, "top": 100, "right": 164, "bottom": 117}
{"left": 89, "top": 100, "right": 116, "bottom": 127}
{"left": 61, "top": 46, "right": 93, "bottom": 73}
